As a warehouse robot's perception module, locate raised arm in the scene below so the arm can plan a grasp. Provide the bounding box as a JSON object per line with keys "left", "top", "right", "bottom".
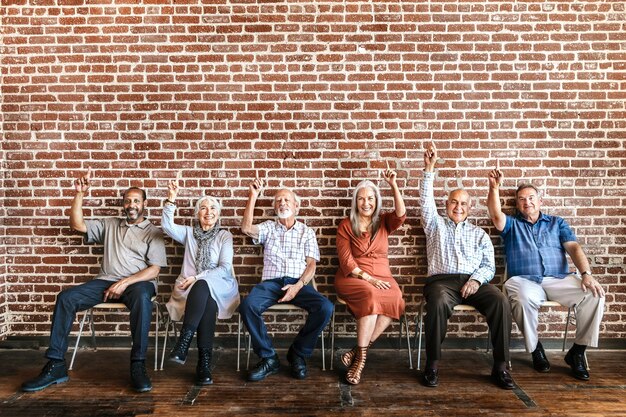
{"left": 161, "top": 179, "right": 187, "bottom": 244}
{"left": 69, "top": 168, "right": 92, "bottom": 233}
{"left": 487, "top": 159, "right": 506, "bottom": 232}
{"left": 420, "top": 142, "right": 439, "bottom": 231}
{"left": 241, "top": 178, "right": 263, "bottom": 239}
{"left": 382, "top": 165, "right": 406, "bottom": 217}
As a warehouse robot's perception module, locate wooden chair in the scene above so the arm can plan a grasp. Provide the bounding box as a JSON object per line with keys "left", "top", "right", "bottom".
{"left": 237, "top": 279, "right": 328, "bottom": 371}
{"left": 69, "top": 296, "right": 160, "bottom": 371}
{"left": 329, "top": 296, "right": 413, "bottom": 370}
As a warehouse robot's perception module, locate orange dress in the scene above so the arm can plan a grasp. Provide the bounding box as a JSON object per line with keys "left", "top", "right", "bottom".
{"left": 334, "top": 212, "right": 406, "bottom": 320}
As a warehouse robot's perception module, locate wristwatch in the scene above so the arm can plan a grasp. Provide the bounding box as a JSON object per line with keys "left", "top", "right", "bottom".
{"left": 581, "top": 270, "right": 592, "bottom": 277}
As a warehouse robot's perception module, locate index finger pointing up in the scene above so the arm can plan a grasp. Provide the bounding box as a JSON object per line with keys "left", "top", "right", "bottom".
{"left": 496, "top": 158, "right": 500, "bottom": 170}
{"left": 85, "top": 167, "right": 92, "bottom": 179}
{"left": 431, "top": 140, "right": 437, "bottom": 151}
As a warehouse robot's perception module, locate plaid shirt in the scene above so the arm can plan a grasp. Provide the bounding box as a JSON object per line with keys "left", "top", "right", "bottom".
{"left": 254, "top": 219, "right": 320, "bottom": 281}
{"left": 502, "top": 212, "right": 577, "bottom": 283}
{"left": 420, "top": 172, "right": 495, "bottom": 284}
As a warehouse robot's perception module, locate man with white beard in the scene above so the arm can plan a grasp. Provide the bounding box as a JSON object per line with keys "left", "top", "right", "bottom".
{"left": 240, "top": 179, "right": 333, "bottom": 382}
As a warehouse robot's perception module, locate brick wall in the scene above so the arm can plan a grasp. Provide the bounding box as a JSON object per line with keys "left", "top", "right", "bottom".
{"left": 1, "top": 1, "right": 625, "bottom": 342}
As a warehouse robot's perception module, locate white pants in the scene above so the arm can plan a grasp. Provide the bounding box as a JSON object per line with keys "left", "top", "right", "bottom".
{"left": 504, "top": 274, "right": 605, "bottom": 353}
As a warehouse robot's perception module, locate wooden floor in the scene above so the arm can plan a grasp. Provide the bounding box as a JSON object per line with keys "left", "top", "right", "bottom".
{"left": 1, "top": 348, "right": 625, "bottom": 417}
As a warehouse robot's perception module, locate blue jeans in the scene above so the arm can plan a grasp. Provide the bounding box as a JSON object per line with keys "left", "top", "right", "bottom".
{"left": 239, "top": 277, "right": 333, "bottom": 359}
{"left": 46, "top": 279, "right": 155, "bottom": 362}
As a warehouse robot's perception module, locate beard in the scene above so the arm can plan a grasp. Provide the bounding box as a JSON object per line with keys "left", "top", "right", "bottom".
{"left": 125, "top": 207, "right": 143, "bottom": 221}
{"left": 277, "top": 207, "right": 293, "bottom": 219}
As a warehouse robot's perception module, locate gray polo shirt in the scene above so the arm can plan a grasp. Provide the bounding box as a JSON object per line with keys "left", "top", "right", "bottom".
{"left": 85, "top": 217, "right": 167, "bottom": 286}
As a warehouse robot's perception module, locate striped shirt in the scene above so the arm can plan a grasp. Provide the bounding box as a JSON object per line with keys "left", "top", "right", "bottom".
{"left": 420, "top": 171, "right": 495, "bottom": 284}
{"left": 254, "top": 219, "right": 320, "bottom": 281}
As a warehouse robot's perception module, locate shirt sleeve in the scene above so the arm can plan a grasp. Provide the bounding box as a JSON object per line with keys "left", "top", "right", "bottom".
{"left": 419, "top": 171, "right": 440, "bottom": 235}
{"left": 196, "top": 231, "right": 234, "bottom": 282}
{"left": 161, "top": 203, "right": 188, "bottom": 245}
{"left": 382, "top": 211, "right": 406, "bottom": 233}
{"left": 252, "top": 220, "right": 271, "bottom": 246}
{"left": 304, "top": 226, "right": 320, "bottom": 262}
{"left": 146, "top": 227, "right": 168, "bottom": 268}
{"left": 501, "top": 214, "right": 513, "bottom": 237}
{"left": 469, "top": 230, "right": 496, "bottom": 285}
{"left": 336, "top": 219, "right": 359, "bottom": 276}
{"left": 558, "top": 217, "right": 577, "bottom": 244}
{"left": 85, "top": 218, "right": 106, "bottom": 244}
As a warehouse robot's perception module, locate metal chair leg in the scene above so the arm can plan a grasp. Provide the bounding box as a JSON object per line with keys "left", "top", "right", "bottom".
{"left": 329, "top": 308, "right": 336, "bottom": 370}
{"left": 416, "top": 301, "right": 424, "bottom": 370}
{"left": 403, "top": 313, "right": 413, "bottom": 369}
{"left": 69, "top": 309, "right": 90, "bottom": 371}
{"left": 563, "top": 307, "right": 571, "bottom": 352}
{"left": 237, "top": 314, "right": 242, "bottom": 372}
{"left": 89, "top": 309, "right": 97, "bottom": 350}
{"left": 153, "top": 304, "right": 159, "bottom": 371}
{"left": 160, "top": 317, "right": 172, "bottom": 371}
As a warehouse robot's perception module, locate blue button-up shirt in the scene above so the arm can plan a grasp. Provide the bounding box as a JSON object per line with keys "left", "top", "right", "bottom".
{"left": 502, "top": 212, "right": 577, "bottom": 283}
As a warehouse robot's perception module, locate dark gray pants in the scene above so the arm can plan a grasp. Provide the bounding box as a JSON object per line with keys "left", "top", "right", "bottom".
{"left": 423, "top": 274, "right": 511, "bottom": 365}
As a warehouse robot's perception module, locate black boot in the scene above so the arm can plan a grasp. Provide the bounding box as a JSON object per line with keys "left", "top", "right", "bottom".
{"left": 195, "top": 348, "right": 213, "bottom": 385}
{"left": 130, "top": 361, "right": 152, "bottom": 393}
{"left": 169, "top": 327, "right": 195, "bottom": 364}
{"left": 22, "top": 360, "right": 69, "bottom": 392}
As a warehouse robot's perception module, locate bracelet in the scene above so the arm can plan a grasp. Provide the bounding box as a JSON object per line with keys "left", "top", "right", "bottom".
{"left": 164, "top": 199, "right": 176, "bottom": 206}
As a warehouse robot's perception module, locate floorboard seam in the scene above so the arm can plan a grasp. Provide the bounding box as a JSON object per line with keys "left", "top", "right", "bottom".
{"left": 339, "top": 381, "right": 353, "bottom": 407}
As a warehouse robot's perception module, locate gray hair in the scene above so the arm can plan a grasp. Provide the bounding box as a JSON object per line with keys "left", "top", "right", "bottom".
{"left": 350, "top": 180, "right": 382, "bottom": 238}
{"left": 194, "top": 196, "right": 222, "bottom": 218}
{"left": 515, "top": 183, "right": 541, "bottom": 199}
{"left": 274, "top": 188, "right": 301, "bottom": 215}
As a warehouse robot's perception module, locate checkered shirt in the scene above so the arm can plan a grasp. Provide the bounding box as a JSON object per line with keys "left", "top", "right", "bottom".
{"left": 420, "top": 171, "right": 495, "bottom": 284}
{"left": 254, "top": 219, "right": 320, "bottom": 281}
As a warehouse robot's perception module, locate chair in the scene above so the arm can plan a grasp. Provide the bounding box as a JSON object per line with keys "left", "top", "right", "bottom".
{"left": 501, "top": 269, "right": 575, "bottom": 363}
{"left": 329, "top": 296, "right": 413, "bottom": 370}
{"left": 69, "top": 296, "right": 160, "bottom": 371}
{"left": 414, "top": 300, "right": 491, "bottom": 370}
{"left": 237, "top": 278, "right": 329, "bottom": 372}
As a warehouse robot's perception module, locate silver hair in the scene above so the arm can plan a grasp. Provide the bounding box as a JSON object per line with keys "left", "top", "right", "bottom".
{"left": 274, "top": 188, "right": 301, "bottom": 215}
{"left": 350, "top": 180, "right": 382, "bottom": 238}
{"left": 194, "top": 195, "right": 222, "bottom": 218}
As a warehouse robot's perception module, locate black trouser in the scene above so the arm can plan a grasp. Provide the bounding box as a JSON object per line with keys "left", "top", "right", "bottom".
{"left": 423, "top": 274, "right": 512, "bottom": 364}
{"left": 182, "top": 280, "right": 218, "bottom": 349}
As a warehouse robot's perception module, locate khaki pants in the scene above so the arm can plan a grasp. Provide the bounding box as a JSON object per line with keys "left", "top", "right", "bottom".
{"left": 504, "top": 274, "right": 605, "bottom": 352}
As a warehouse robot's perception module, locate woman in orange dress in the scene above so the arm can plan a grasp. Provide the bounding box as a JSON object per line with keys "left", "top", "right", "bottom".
{"left": 334, "top": 168, "right": 406, "bottom": 384}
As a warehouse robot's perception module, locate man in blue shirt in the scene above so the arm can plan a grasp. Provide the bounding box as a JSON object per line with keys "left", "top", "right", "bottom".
{"left": 487, "top": 163, "right": 605, "bottom": 381}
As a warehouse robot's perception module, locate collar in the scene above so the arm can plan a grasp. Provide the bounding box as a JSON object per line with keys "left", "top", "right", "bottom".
{"left": 274, "top": 218, "right": 302, "bottom": 232}
{"left": 515, "top": 211, "right": 549, "bottom": 225}
{"left": 444, "top": 217, "right": 468, "bottom": 228}
{"left": 122, "top": 218, "right": 151, "bottom": 229}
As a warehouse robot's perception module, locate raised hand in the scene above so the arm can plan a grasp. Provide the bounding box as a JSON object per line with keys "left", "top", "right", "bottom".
{"left": 381, "top": 162, "right": 398, "bottom": 188}
{"left": 167, "top": 179, "right": 180, "bottom": 202}
{"left": 488, "top": 159, "right": 504, "bottom": 188}
{"left": 249, "top": 177, "right": 265, "bottom": 198}
{"left": 424, "top": 141, "right": 437, "bottom": 172}
{"left": 74, "top": 167, "right": 92, "bottom": 193}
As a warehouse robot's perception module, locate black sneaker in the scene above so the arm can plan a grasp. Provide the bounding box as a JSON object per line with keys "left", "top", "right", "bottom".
{"left": 531, "top": 343, "right": 550, "bottom": 372}
{"left": 422, "top": 368, "right": 439, "bottom": 387}
{"left": 247, "top": 354, "right": 280, "bottom": 382}
{"left": 22, "top": 360, "right": 69, "bottom": 392}
{"left": 287, "top": 346, "right": 307, "bottom": 380}
{"left": 130, "top": 361, "right": 152, "bottom": 393}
